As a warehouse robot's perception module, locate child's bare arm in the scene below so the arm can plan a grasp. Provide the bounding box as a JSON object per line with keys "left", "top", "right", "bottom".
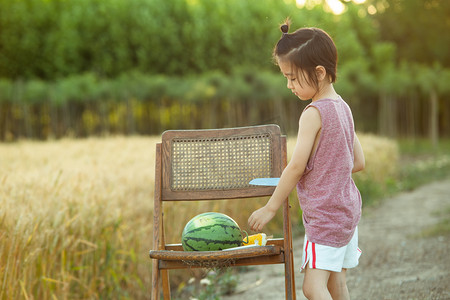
{"left": 248, "top": 107, "right": 321, "bottom": 232}
{"left": 352, "top": 133, "right": 365, "bottom": 173}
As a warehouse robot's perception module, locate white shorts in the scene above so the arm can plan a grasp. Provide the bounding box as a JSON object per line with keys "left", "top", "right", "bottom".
{"left": 301, "top": 227, "right": 362, "bottom": 273}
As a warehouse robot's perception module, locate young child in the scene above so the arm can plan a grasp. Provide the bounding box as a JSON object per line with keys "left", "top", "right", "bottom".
{"left": 248, "top": 20, "right": 365, "bottom": 300}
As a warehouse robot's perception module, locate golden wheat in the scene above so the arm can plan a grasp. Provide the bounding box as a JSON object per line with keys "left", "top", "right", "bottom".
{"left": 0, "top": 137, "right": 157, "bottom": 299}
{"left": 356, "top": 133, "right": 399, "bottom": 183}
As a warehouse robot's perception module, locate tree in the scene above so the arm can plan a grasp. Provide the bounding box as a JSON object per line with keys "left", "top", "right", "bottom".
{"left": 369, "top": 0, "right": 450, "bottom": 67}
{"left": 415, "top": 63, "right": 450, "bottom": 147}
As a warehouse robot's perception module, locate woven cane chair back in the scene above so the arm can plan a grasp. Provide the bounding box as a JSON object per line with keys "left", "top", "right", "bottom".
{"left": 161, "top": 125, "right": 282, "bottom": 201}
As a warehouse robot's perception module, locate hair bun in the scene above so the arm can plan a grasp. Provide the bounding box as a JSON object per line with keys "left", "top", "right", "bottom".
{"left": 280, "top": 24, "right": 289, "bottom": 34}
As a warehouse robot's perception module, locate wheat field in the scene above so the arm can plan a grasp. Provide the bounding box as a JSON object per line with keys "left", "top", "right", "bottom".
{"left": 0, "top": 134, "right": 398, "bottom": 299}
{"left": 0, "top": 137, "right": 158, "bottom": 299}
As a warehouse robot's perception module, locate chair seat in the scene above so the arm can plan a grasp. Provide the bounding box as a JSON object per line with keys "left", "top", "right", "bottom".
{"left": 150, "top": 245, "right": 281, "bottom": 261}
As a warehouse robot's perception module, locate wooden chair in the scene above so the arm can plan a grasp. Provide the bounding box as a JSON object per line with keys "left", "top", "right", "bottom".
{"left": 150, "top": 125, "right": 296, "bottom": 299}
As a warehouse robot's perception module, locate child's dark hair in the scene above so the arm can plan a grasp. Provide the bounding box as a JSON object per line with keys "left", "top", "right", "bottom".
{"left": 273, "top": 19, "right": 337, "bottom": 89}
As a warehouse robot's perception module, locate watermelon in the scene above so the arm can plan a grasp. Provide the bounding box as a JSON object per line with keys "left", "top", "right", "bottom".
{"left": 181, "top": 212, "right": 243, "bottom": 251}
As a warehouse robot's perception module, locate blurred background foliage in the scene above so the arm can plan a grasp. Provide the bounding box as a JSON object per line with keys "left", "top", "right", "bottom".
{"left": 0, "top": 0, "right": 449, "bottom": 142}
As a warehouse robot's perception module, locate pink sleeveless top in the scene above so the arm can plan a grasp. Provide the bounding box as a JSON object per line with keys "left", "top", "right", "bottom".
{"left": 296, "top": 97, "right": 361, "bottom": 248}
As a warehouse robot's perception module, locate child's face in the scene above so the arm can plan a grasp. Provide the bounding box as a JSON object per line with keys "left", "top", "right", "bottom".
{"left": 278, "top": 59, "right": 317, "bottom": 101}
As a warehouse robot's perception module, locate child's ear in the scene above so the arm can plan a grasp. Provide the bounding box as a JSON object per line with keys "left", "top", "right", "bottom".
{"left": 315, "top": 65, "right": 327, "bottom": 81}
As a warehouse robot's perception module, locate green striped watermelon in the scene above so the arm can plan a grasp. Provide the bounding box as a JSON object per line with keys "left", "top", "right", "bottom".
{"left": 181, "top": 212, "right": 243, "bottom": 251}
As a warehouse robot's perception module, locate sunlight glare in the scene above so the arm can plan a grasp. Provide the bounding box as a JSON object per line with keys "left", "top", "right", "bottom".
{"left": 296, "top": 0, "right": 366, "bottom": 14}
{"left": 326, "top": 0, "right": 345, "bottom": 15}
{"left": 367, "top": 4, "right": 377, "bottom": 15}
{"left": 296, "top": 0, "right": 307, "bottom": 8}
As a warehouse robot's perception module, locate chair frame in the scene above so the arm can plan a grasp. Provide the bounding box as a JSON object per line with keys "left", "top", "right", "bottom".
{"left": 150, "top": 125, "right": 296, "bottom": 299}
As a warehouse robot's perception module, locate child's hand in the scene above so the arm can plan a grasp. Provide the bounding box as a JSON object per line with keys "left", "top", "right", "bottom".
{"left": 248, "top": 205, "right": 276, "bottom": 232}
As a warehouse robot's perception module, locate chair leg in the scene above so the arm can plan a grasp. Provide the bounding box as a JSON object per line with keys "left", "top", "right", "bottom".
{"left": 152, "top": 260, "right": 160, "bottom": 300}
{"left": 284, "top": 257, "right": 295, "bottom": 300}
{"left": 289, "top": 246, "right": 296, "bottom": 300}
{"left": 284, "top": 220, "right": 296, "bottom": 299}
{"left": 288, "top": 221, "right": 296, "bottom": 300}
{"left": 162, "top": 269, "right": 171, "bottom": 299}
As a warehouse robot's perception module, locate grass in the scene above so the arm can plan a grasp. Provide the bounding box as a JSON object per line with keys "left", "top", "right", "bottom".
{"left": 1, "top": 135, "right": 448, "bottom": 299}
{"left": 395, "top": 138, "right": 450, "bottom": 191}
{"left": 415, "top": 206, "right": 450, "bottom": 238}
{"left": 352, "top": 137, "right": 450, "bottom": 206}
{"left": 397, "top": 138, "right": 450, "bottom": 156}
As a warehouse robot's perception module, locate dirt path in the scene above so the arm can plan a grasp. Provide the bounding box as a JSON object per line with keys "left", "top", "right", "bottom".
{"left": 222, "top": 179, "right": 450, "bottom": 300}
